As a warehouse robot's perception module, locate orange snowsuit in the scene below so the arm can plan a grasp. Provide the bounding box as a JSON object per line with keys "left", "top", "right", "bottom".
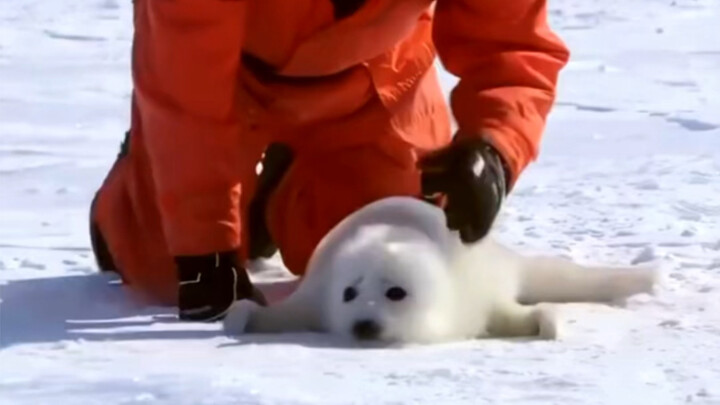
{"left": 92, "top": 0, "right": 569, "bottom": 304}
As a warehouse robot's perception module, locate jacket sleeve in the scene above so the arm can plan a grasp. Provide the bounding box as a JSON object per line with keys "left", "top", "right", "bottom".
{"left": 432, "top": 0, "right": 570, "bottom": 187}
{"left": 132, "top": 0, "right": 248, "bottom": 255}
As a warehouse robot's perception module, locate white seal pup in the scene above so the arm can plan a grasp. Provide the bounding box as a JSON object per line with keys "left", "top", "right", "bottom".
{"left": 224, "top": 197, "right": 657, "bottom": 344}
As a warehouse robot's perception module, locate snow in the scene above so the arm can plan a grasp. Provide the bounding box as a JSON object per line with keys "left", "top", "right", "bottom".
{"left": 1, "top": 0, "right": 720, "bottom": 404}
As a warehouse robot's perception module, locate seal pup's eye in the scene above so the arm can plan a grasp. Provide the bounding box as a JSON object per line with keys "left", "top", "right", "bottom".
{"left": 343, "top": 286, "right": 358, "bottom": 303}
{"left": 385, "top": 286, "right": 407, "bottom": 301}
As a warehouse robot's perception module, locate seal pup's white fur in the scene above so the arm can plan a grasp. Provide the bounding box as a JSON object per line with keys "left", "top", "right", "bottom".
{"left": 224, "top": 197, "right": 657, "bottom": 344}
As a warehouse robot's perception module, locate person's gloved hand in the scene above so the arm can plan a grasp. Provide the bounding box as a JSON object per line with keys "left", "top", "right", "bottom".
{"left": 418, "top": 136, "right": 509, "bottom": 244}
{"left": 175, "top": 251, "right": 266, "bottom": 322}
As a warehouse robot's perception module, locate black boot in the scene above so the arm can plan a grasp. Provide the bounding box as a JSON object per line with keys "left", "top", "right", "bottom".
{"left": 247, "top": 143, "right": 294, "bottom": 260}
{"left": 89, "top": 130, "right": 131, "bottom": 274}
{"left": 175, "top": 251, "right": 265, "bottom": 322}
{"left": 89, "top": 195, "right": 117, "bottom": 273}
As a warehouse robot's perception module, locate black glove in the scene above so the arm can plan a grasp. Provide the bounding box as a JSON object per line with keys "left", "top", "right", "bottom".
{"left": 175, "top": 251, "right": 266, "bottom": 322}
{"left": 419, "top": 136, "right": 509, "bottom": 244}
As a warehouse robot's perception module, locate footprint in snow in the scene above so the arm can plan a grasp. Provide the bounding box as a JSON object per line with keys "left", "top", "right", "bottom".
{"left": 632, "top": 246, "right": 658, "bottom": 265}
{"left": 20, "top": 259, "right": 45, "bottom": 270}
{"left": 665, "top": 117, "right": 719, "bottom": 132}
{"left": 43, "top": 30, "right": 106, "bottom": 43}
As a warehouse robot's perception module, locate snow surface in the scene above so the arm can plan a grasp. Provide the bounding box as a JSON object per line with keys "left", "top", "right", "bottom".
{"left": 1, "top": 0, "right": 720, "bottom": 404}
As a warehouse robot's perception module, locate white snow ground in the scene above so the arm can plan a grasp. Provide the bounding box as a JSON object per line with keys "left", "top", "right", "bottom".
{"left": 1, "top": 0, "right": 719, "bottom": 404}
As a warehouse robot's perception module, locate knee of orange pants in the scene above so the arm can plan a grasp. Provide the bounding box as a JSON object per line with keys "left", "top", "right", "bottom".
{"left": 266, "top": 135, "right": 424, "bottom": 277}
{"left": 264, "top": 72, "right": 453, "bottom": 276}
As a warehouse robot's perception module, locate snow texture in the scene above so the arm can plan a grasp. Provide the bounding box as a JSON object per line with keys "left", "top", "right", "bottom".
{"left": 1, "top": 0, "right": 719, "bottom": 404}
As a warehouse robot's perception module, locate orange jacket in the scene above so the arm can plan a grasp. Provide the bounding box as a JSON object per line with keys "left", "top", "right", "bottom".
{"left": 131, "top": 0, "right": 569, "bottom": 257}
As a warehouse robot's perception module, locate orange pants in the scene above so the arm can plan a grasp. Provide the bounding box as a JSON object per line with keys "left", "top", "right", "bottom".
{"left": 93, "top": 69, "right": 452, "bottom": 305}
